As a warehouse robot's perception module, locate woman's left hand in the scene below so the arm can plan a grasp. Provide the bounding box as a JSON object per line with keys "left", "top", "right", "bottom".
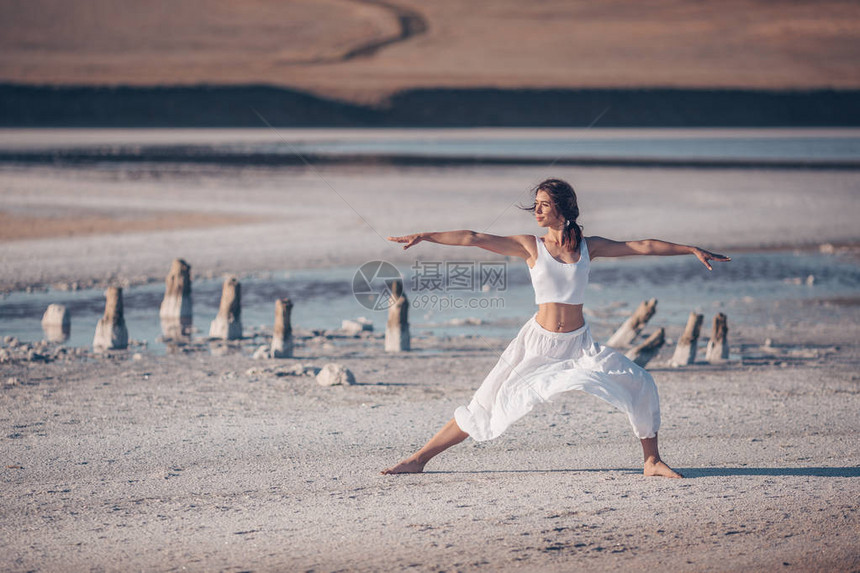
{"left": 693, "top": 247, "right": 731, "bottom": 271}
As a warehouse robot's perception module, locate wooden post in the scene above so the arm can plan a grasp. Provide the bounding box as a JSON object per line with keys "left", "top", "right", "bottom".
{"left": 93, "top": 287, "right": 128, "bottom": 352}
{"left": 272, "top": 298, "right": 293, "bottom": 358}
{"left": 41, "top": 303, "right": 70, "bottom": 343}
{"left": 607, "top": 298, "right": 658, "bottom": 348}
{"left": 209, "top": 276, "right": 242, "bottom": 340}
{"left": 706, "top": 313, "right": 729, "bottom": 363}
{"left": 159, "top": 258, "right": 192, "bottom": 339}
{"left": 670, "top": 312, "right": 704, "bottom": 367}
{"left": 625, "top": 328, "right": 665, "bottom": 367}
{"left": 384, "top": 279, "right": 410, "bottom": 352}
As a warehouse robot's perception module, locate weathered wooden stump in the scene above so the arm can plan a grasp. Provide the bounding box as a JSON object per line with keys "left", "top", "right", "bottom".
{"left": 159, "top": 258, "right": 192, "bottom": 339}
{"left": 625, "top": 328, "right": 665, "bottom": 367}
{"left": 271, "top": 298, "right": 294, "bottom": 358}
{"left": 607, "top": 298, "right": 658, "bottom": 348}
{"left": 706, "top": 313, "right": 729, "bottom": 363}
{"left": 384, "top": 279, "right": 410, "bottom": 352}
{"left": 93, "top": 287, "right": 128, "bottom": 352}
{"left": 670, "top": 312, "right": 704, "bottom": 367}
{"left": 41, "top": 303, "right": 70, "bottom": 343}
{"left": 209, "top": 276, "right": 242, "bottom": 340}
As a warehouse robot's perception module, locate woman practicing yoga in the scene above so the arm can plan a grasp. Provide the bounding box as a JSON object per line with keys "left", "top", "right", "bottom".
{"left": 381, "top": 178, "right": 730, "bottom": 478}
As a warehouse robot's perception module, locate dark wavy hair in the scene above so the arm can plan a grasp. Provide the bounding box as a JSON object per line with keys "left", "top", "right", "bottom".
{"left": 518, "top": 178, "right": 583, "bottom": 252}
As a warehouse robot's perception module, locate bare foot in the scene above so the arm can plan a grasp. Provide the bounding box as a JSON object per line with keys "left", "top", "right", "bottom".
{"left": 380, "top": 459, "right": 426, "bottom": 475}
{"left": 644, "top": 458, "right": 684, "bottom": 478}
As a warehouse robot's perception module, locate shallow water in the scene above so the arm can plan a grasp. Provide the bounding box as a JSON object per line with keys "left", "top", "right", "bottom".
{"left": 262, "top": 134, "right": 860, "bottom": 164}
{"left": 1, "top": 128, "right": 859, "bottom": 351}
{"left": 2, "top": 128, "right": 859, "bottom": 166}
{"left": 1, "top": 250, "right": 857, "bottom": 353}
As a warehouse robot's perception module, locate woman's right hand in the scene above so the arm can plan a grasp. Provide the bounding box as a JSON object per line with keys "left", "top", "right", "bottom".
{"left": 691, "top": 247, "right": 731, "bottom": 271}
{"left": 388, "top": 233, "right": 426, "bottom": 250}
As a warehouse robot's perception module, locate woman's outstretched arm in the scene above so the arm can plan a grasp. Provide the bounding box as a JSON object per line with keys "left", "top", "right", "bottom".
{"left": 388, "top": 230, "right": 532, "bottom": 259}
{"left": 587, "top": 235, "right": 731, "bottom": 270}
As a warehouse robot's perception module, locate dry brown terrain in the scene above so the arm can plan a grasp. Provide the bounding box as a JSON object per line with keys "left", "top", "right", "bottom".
{"left": 0, "top": 210, "right": 266, "bottom": 242}
{"left": 1, "top": 0, "right": 859, "bottom": 103}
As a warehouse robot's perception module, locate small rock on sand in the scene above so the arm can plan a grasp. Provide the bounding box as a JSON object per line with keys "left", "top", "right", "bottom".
{"left": 315, "top": 363, "right": 356, "bottom": 387}
{"left": 27, "top": 350, "right": 47, "bottom": 363}
{"left": 277, "top": 363, "right": 314, "bottom": 376}
{"left": 342, "top": 318, "right": 373, "bottom": 336}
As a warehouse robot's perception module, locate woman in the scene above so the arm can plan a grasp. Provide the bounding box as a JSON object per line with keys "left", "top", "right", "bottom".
{"left": 381, "top": 178, "right": 730, "bottom": 478}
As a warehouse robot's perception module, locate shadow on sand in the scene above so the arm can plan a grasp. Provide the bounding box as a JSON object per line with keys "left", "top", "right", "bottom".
{"left": 425, "top": 467, "right": 860, "bottom": 478}
{"left": 679, "top": 466, "right": 860, "bottom": 478}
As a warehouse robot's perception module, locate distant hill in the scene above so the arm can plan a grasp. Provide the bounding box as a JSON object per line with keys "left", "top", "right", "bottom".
{"left": 3, "top": 1, "right": 858, "bottom": 126}
{"left": 1, "top": 0, "right": 858, "bottom": 105}
{"left": 1, "top": 84, "right": 858, "bottom": 127}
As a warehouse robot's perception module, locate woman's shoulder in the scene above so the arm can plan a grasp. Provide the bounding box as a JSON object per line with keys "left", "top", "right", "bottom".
{"left": 582, "top": 235, "right": 621, "bottom": 259}
{"left": 507, "top": 234, "right": 540, "bottom": 259}
{"left": 516, "top": 234, "right": 540, "bottom": 250}
{"left": 509, "top": 233, "right": 540, "bottom": 245}
{"left": 583, "top": 235, "right": 612, "bottom": 246}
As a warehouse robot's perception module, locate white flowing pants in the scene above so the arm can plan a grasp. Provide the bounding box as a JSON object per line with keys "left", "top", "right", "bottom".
{"left": 454, "top": 314, "right": 661, "bottom": 441}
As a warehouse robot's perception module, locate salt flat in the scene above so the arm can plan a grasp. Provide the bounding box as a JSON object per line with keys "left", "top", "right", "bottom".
{"left": 1, "top": 300, "right": 858, "bottom": 572}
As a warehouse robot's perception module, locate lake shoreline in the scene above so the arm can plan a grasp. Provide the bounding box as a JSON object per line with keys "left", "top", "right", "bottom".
{"left": 2, "top": 157, "right": 859, "bottom": 294}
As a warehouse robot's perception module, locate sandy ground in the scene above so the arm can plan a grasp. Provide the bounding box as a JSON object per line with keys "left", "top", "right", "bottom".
{"left": 1, "top": 1, "right": 859, "bottom": 102}
{"left": 1, "top": 161, "right": 859, "bottom": 292}
{"left": 1, "top": 299, "right": 858, "bottom": 572}
{"left": 1, "top": 153, "right": 859, "bottom": 570}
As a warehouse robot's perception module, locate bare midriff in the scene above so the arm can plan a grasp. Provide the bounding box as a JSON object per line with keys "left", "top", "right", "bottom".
{"left": 535, "top": 303, "right": 585, "bottom": 332}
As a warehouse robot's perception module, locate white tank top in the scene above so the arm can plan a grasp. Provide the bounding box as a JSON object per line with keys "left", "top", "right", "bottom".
{"left": 528, "top": 234, "right": 590, "bottom": 305}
